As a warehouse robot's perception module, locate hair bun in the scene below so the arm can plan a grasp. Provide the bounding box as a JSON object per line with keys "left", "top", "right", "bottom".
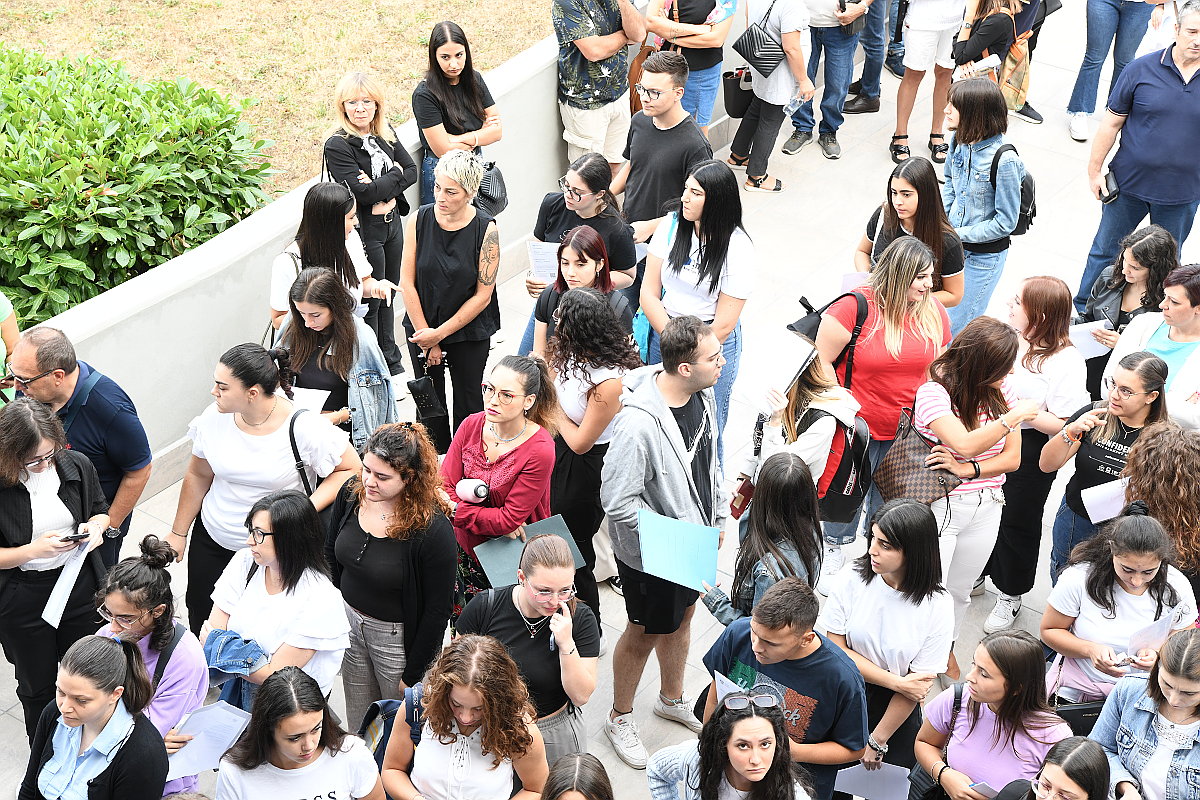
{"left": 138, "top": 534, "right": 175, "bottom": 569}
{"left": 1124, "top": 500, "right": 1151, "bottom": 517}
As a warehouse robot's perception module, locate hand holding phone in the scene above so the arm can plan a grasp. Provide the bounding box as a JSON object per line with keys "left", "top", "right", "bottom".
{"left": 60, "top": 532, "right": 90, "bottom": 542}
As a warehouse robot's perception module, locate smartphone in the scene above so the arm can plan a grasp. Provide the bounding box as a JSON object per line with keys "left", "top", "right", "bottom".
{"left": 1100, "top": 172, "right": 1120, "bottom": 205}
{"left": 60, "top": 532, "right": 89, "bottom": 542}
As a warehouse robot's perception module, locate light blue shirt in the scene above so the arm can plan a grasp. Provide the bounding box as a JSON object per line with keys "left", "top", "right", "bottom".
{"left": 38, "top": 700, "right": 135, "bottom": 800}
{"left": 1147, "top": 322, "right": 1200, "bottom": 392}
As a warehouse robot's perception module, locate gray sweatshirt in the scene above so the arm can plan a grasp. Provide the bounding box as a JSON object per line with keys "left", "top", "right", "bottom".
{"left": 600, "top": 365, "right": 728, "bottom": 570}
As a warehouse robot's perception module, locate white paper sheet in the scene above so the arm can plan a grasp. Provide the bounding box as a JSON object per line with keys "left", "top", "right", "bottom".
{"left": 714, "top": 670, "right": 742, "bottom": 704}
{"left": 1081, "top": 477, "right": 1129, "bottom": 523}
{"left": 165, "top": 701, "right": 252, "bottom": 781}
{"left": 41, "top": 542, "right": 89, "bottom": 629}
{"left": 527, "top": 241, "right": 560, "bottom": 282}
{"left": 1128, "top": 613, "right": 1176, "bottom": 655}
{"left": 833, "top": 763, "right": 911, "bottom": 800}
{"left": 1069, "top": 319, "right": 1115, "bottom": 359}
{"left": 841, "top": 272, "right": 870, "bottom": 293}
{"left": 290, "top": 387, "right": 331, "bottom": 414}
{"left": 971, "top": 782, "right": 999, "bottom": 799}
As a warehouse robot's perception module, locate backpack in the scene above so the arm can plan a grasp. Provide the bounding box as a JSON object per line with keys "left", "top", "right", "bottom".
{"left": 794, "top": 408, "right": 873, "bottom": 524}
{"left": 358, "top": 683, "right": 425, "bottom": 776}
{"left": 996, "top": 15, "right": 1032, "bottom": 111}
{"left": 990, "top": 143, "right": 1036, "bottom": 236}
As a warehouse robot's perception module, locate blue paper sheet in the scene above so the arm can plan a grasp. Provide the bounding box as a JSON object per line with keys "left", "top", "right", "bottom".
{"left": 636, "top": 509, "right": 719, "bottom": 592}
{"left": 473, "top": 515, "right": 586, "bottom": 588}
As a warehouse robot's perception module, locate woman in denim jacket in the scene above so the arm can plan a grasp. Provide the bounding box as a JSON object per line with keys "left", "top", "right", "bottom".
{"left": 281, "top": 267, "right": 398, "bottom": 450}
{"left": 1090, "top": 627, "right": 1200, "bottom": 800}
{"left": 941, "top": 78, "right": 1026, "bottom": 335}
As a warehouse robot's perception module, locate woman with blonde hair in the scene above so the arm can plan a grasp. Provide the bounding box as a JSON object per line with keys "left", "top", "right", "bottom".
{"left": 324, "top": 70, "right": 417, "bottom": 378}
{"left": 814, "top": 237, "right": 951, "bottom": 593}
{"left": 380, "top": 635, "right": 548, "bottom": 800}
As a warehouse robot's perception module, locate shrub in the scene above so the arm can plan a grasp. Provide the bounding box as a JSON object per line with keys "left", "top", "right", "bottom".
{"left": 0, "top": 46, "right": 275, "bottom": 323}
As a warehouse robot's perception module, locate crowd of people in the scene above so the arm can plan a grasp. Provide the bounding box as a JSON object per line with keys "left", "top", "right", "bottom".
{"left": 2, "top": 1, "right": 1200, "bottom": 798}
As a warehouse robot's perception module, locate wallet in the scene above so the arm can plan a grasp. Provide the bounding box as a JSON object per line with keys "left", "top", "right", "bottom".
{"left": 406, "top": 376, "right": 448, "bottom": 420}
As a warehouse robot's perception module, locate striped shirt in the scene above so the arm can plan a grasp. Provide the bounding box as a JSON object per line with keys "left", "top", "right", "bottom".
{"left": 913, "top": 380, "right": 1016, "bottom": 494}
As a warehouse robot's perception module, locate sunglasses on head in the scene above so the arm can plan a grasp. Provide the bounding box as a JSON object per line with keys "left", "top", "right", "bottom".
{"left": 723, "top": 693, "right": 779, "bottom": 710}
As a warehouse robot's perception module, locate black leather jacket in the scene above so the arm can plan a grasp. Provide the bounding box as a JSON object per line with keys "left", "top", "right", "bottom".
{"left": 1076, "top": 265, "right": 1151, "bottom": 331}
{"left": 323, "top": 130, "right": 418, "bottom": 217}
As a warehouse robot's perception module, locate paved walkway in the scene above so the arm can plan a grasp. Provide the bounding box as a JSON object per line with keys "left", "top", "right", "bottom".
{"left": 3, "top": 6, "right": 1196, "bottom": 795}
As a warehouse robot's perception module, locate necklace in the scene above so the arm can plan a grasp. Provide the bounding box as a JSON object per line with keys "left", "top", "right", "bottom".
{"left": 520, "top": 612, "right": 552, "bottom": 638}
{"left": 1115, "top": 417, "right": 1141, "bottom": 436}
{"left": 489, "top": 419, "right": 528, "bottom": 445}
{"left": 240, "top": 396, "right": 278, "bottom": 428}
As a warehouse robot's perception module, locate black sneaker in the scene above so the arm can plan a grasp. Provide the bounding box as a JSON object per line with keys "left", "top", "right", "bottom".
{"left": 818, "top": 133, "right": 842, "bottom": 159}
{"left": 848, "top": 78, "right": 863, "bottom": 95}
{"left": 782, "top": 130, "right": 813, "bottom": 155}
{"left": 1011, "top": 102, "right": 1044, "bottom": 124}
{"left": 607, "top": 575, "right": 624, "bottom": 596}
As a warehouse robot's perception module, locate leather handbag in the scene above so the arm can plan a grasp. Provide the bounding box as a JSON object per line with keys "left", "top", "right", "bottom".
{"left": 407, "top": 375, "right": 448, "bottom": 421}
{"left": 722, "top": 68, "right": 755, "bottom": 118}
{"left": 873, "top": 408, "right": 962, "bottom": 505}
{"left": 730, "top": 414, "right": 767, "bottom": 519}
{"left": 628, "top": 43, "right": 657, "bottom": 113}
{"left": 732, "top": 0, "right": 786, "bottom": 78}
{"left": 839, "top": 0, "right": 868, "bottom": 35}
{"left": 907, "top": 683, "right": 963, "bottom": 800}
{"left": 474, "top": 161, "right": 508, "bottom": 217}
{"left": 1047, "top": 656, "right": 1106, "bottom": 735}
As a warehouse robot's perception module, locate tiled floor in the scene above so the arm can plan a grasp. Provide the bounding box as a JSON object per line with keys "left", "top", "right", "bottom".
{"left": 4, "top": 6, "right": 1197, "bottom": 796}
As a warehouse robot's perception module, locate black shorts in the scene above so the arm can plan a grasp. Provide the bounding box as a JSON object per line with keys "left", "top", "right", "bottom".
{"left": 616, "top": 559, "right": 700, "bottom": 635}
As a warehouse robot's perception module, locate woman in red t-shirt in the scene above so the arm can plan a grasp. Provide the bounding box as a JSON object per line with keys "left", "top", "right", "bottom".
{"left": 814, "top": 237, "right": 951, "bottom": 593}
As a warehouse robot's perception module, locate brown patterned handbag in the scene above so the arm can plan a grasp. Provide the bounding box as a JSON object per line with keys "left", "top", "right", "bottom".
{"left": 872, "top": 408, "right": 962, "bottom": 505}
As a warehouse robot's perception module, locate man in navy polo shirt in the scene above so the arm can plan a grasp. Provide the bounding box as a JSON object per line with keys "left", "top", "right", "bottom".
{"left": 8, "top": 327, "right": 152, "bottom": 566}
{"left": 1076, "top": 1, "right": 1200, "bottom": 311}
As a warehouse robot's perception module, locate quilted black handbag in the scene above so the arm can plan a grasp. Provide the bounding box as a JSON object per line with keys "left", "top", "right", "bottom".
{"left": 474, "top": 161, "right": 508, "bottom": 217}
{"left": 732, "top": 0, "right": 786, "bottom": 78}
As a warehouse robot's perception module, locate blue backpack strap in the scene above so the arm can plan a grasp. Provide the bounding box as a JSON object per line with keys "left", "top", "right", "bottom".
{"left": 405, "top": 682, "right": 425, "bottom": 744}
{"left": 60, "top": 368, "right": 103, "bottom": 433}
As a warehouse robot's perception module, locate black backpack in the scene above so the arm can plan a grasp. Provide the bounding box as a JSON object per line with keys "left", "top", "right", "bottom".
{"left": 990, "top": 143, "right": 1036, "bottom": 235}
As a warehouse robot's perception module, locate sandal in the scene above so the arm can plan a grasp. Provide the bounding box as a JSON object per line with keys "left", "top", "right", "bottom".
{"left": 889, "top": 134, "right": 910, "bottom": 164}
{"left": 928, "top": 133, "right": 948, "bottom": 164}
{"left": 726, "top": 153, "right": 750, "bottom": 170}
{"left": 745, "top": 174, "right": 784, "bottom": 193}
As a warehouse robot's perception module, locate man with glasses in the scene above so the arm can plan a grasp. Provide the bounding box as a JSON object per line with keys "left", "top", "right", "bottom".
{"left": 7, "top": 327, "right": 152, "bottom": 566}
{"left": 702, "top": 578, "right": 868, "bottom": 800}
{"left": 600, "top": 316, "right": 726, "bottom": 767}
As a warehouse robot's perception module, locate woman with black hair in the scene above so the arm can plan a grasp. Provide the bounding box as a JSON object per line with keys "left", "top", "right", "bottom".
{"left": 641, "top": 159, "right": 754, "bottom": 456}
{"left": 170, "top": 343, "right": 359, "bottom": 633}
{"left": 202, "top": 490, "right": 350, "bottom": 703}
{"left": 413, "top": 21, "right": 502, "bottom": 205}
{"left": 1040, "top": 514, "right": 1196, "bottom": 702}
{"left": 993, "top": 737, "right": 1110, "bottom": 800}
{"left": 647, "top": 691, "right": 813, "bottom": 800}
{"left": 703, "top": 452, "right": 823, "bottom": 624}
{"left": 324, "top": 70, "right": 418, "bottom": 377}
{"left": 216, "top": 667, "right": 383, "bottom": 799}
{"left": 1077, "top": 225, "right": 1178, "bottom": 398}
{"left": 96, "top": 534, "right": 207, "bottom": 795}
{"left": 281, "top": 267, "right": 398, "bottom": 449}
{"left": 545, "top": 287, "right": 642, "bottom": 622}
{"left": 820, "top": 499, "right": 953, "bottom": 784}
{"left": 541, "top": 753, "right": 615, "bottom": 800}
{"left": 20, "top": 635, "right": 167, "bottom": 800}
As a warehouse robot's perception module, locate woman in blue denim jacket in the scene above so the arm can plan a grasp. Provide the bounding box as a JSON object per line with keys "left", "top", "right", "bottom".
{"left": 1090, "top": 628, "right": 1200, "bottom": 800}
{"left": 281, "top": 267, "right": 398, "bottom": 450}
{"left": 941, "top": 78, "right": 1026, "bottom": 335}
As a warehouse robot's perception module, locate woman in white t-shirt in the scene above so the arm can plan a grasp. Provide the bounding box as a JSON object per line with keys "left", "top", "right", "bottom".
{"left": 820, "top": 499, "right": 953, "bottom": 778}
{"left": 171, "top": 343, "right": 360, "bottom": 634}
{"left": 203, "top": 490, "right": 351, "bottom": 701}
{"left": 1041, "top": 513, "right": 1197, "bottom": 703}
{"left": 216, "top": 667, "right": 383, "bottom": 800}
{"left": 983, "top": 276, "right": 1089, "bottom": 634}
{"left": 641, "top": 159, "right": 754, "bottom": 460}
{"left": 545, "top": 287, "right": 642, "bottom": 628}
{"left": 914, "top": 316, "right": 1038, "bottom": 674}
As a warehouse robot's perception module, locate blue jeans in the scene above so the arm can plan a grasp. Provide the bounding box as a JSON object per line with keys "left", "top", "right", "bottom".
{"left": 947, "top": 248, "right": 1009, "bottom": 336}
{"left": 821, "top": 437, "right": 893, "bottom": 545}
{"left": 681, "top": 62, "right": 723, "bottom": 127}
{"left": 791, "top": 26, "right": 861, "bottom": 136}
{"left": 420, "top": 152, "right": 438, "bottom": 206}
{"left": 518, "top": 311, "right": 537, "bottom": 356}
{"left": 1067, "top": 0, "right": 1155, "bottom": 114}
{"left": 859, "top": 0, "right": 903, "bottom": 98}
{"left": 1074, "top": 191, "right": 1200, "bottom": 311}
{"left": 1050, "top": 498, "right": 1099, "bottom": 583}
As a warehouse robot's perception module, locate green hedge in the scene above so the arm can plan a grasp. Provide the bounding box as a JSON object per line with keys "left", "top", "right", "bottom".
{"left": 0, "top": 47, "right": 275, "bottom": 323}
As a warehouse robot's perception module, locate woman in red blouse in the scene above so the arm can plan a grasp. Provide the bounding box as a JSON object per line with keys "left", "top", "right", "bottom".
{"left": 441, "top": 355, "right": 558, "bottom": 626}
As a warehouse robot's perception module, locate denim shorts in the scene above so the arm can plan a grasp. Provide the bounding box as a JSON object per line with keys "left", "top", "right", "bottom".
{"left": 681, "top": 62, "right": 723, "bottom": 126}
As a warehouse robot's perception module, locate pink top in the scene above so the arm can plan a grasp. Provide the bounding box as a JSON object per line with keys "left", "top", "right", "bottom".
{"left": 441, "top": 412, "right": 555, "bottom": 560}
{"left": 913, "top": 380, "right": 1017, "bottom": 494}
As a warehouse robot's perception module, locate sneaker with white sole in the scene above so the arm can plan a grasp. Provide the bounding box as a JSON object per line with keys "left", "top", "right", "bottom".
{"left": 971, "top": 576, "right": 986, "bottom": 597}
{"left": 654, "top": 695, "right": 704, "bottom": 733}
{"left": 815, "top": 542, "right": 846, "bottom": 596}
{"left": 605, "top": 712, "right": 648, "bottom": 768}
{"left": 1068, "top": 112, "right": 1090, "bottom": 142}
{"left": 983, "top": 593, "right": 1023, "bottom": 633}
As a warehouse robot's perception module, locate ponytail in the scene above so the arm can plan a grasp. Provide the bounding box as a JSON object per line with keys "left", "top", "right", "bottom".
{"left": 60, "top": 635, "right": 154, "bottom": 716}
{"left": 496, "top": 355, "right": 558, "bottom": 435}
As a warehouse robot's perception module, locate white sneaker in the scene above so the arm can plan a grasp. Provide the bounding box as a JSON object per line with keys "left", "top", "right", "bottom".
{"left": 654, "top": 695, "right": 704, "bottom": 733}
{"left": 971, "top": 577, "right": 986, "bottom": 597}
{"left": 598, "top": 631, "right": 608, "bottom": 658}
{"left": 983, "top": 593, "right": 1023, "bottom": 633}
{"left": 815, "top": 542, "right": 846, "bottom": 596}
{"left": 1068, "top": 112, "right": 1090, "bottom": 142}
{"left": 605, "top": 712, "right": 648, "bottom": 768}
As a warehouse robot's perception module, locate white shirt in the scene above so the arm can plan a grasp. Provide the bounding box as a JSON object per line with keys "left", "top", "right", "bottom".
{"left": 211, "top": 548, "right": 350, "bottom": 697}
{"left": 410, "top": 720, "right": 515, "bottom": 800}
{"left": 188, "top": 403, "right": 349, "bottom": 549}
{"left": 818, "top": 570, "right": 955, "bottom": 676}
{"left": 745, "top": 0, "right": 810, "bottom": 104}
{"left": 804, "top": 0, "right": 843, "bottom": 28}
{"left": 269, "top": 230, "right": 374, "bottom": 317}
{"left": 20, "top": 468, "right": 77, "bottom": 571}
{"left": 1048, "top": 563, "right": 1197, "bottom": 687}
{"left": 1008, "top": 345, "right": 1090, "bottom": 429}
{"left": 215, "top": 736, "right": 378, "bottom": 800}
{"left": 1140, "top": 714, "right": 1200, "bottom": 800}
{"left": 903, "top": 0, "right": 967, "bottom": 30}
{"left": 648, "top": 216, "right": 754, "bottom": 321}
{"left": 554, "top": 363, "right": 627, "bottom": 445}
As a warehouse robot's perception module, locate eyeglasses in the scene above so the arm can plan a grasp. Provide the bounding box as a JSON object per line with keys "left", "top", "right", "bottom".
{"left": 557, "top": 177, "right": 596, "bottom": 202}
{"left": 97, "top": 604, "right": 151, "bottom": 630}
{"left": 723, "top": 694, "right": 779, "bottom": 711}
{"left": 1031, "top": 775, "right": 1081, "bottom": 800}
{"left": 344, "top": 99, "right": 377, "bottom": 109}
{"left": 1103, "top": 377, "right": 1150, "bottom": 400}
{"left": 481, "top": 383, "right": 528, "bottom": 405}
{"left": 527, "top": 584, "right": 577, "bottom": 601}
{"left": 4, "top": 366, "right": 55, "bottom": 388}
{"left": 632, "top": 83, "right": 665, "bottom": 101}
{"left": 23, "top": 448, "right": 60, "bottom": 470}
{"left": 247, "top": 526, "right": 275, "bottom": 545}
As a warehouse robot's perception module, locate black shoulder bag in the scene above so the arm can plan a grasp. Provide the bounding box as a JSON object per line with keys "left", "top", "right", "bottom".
{"left": 907, "top": 682, "right": 964, "bottom": 800}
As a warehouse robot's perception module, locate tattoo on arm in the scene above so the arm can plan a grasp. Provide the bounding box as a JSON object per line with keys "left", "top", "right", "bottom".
{"left": 478, "top": 225, "right": 500, "bottom": 286}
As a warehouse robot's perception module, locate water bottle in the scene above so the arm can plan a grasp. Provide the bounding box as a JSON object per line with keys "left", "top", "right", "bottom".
{"left": 784, "top": 96, "right": 803, "bottom": 116}
{"left": 456, "top": 479, "right": 489, "bottom": 504}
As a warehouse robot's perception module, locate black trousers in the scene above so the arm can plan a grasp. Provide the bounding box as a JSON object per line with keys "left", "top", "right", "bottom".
{"left": 0, "top": 566, "right": 100, "bottom": 739}
{"left": 185, "top": 514, "right": 237, "bottom": 635}
{"left": 550, "top": 437, "right": 609, "bottom": 627}
{"left": 359, "top": 212, "right": 406, "bottom": 376}
{"left": 987, "top": 429, "right": 1057, "bottom": 596}
{"left": 730, "top": 95, "right": 787, "bottom": 178}
{"left": 406, "top": 337, "right": 491, "bottom": 453}
{"left": 832, "top": 682, "right": 923, "bottom": 800}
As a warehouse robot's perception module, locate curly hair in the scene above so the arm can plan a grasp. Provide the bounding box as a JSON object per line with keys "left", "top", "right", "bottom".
{"left": 546, "top": 288, "right": 642, "bottom": 389}
{"left": 353, "top": 422, "right": 452, "bottom": 537}
{"left": 423, "top": 635, "right": 536, "bottom": 765}
{"left": 1124, "top": 422, "right": 1200, "bottom": 572}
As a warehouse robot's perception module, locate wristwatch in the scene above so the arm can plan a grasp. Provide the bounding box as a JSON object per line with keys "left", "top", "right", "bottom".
{"left": 103, "top": 526, "right": 122, "bottom": 539}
